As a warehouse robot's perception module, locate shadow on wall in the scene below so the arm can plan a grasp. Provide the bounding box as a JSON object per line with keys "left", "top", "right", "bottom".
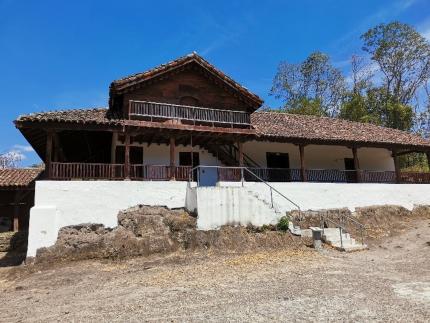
{"left": 0, "top": 231, "right": 27, "bottom": 267}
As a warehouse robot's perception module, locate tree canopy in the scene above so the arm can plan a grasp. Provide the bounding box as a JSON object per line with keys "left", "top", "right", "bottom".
{"left": 271, "top": 21, "right": 430, "bottom": 134}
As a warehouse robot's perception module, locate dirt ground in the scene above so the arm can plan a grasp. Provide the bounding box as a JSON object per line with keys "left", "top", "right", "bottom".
{"left": 0, "top": 218, "right": 429, "bottom": 322}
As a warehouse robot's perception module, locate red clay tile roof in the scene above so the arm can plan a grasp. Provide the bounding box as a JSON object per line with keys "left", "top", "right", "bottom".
{"left": 110, "top": 52, "right": 263, "bottom": 107}
{"left": 15, "top": 108, "right": 124, "bottom": 126}
{"left": 251, "top": 112, "right": 430, "bottom": 148}
{"left": 0, "top": 168, "right": 43, "bottom": 188}
{"left": 14, "top": 108, "right": 430, "bottom": 149}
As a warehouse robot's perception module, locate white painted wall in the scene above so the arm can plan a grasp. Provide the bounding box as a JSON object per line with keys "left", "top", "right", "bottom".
{"left": 27, "top": 181, "right": 189, "bottom": 257}
{"left": 219, "top": 182, "right": 430, "bottom": 212}
{"left": 188, "top": 186, "right": 280, "bottom": 230}
{"left": 28, "top": 179, "right": 430, "bottom": 257}
{"left": 242, "top": 141, "right": 394, "bottom": 170}
{"left": 116, "top": 142, "right": 222, "bottom": 166}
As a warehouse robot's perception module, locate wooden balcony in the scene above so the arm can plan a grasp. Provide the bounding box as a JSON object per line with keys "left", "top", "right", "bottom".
{"left": 129, "top": 100, "right": 251, "bottom": 128}
{"left": 50, "top": 162, "right": 191, "bottom": 181}
{"left": 49, "top": 163, "right": 430, "bottom": 184}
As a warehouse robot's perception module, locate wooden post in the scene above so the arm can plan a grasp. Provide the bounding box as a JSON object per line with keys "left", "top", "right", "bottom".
{"left": 111, "top": 132, "right": 118, "bottom": 164}
{"left": 299, "top": 144, "right": 307, "bottom": 182}
{"left": 238, "top": 141, "right": 244, "bottom": 167}
{"left": 352, "top": 147, "right": 361, "bottom": 183}
{"left": 46, "top": 131, "right": 53, "bottom": 179}
{"left": 392, "top": 149, "right": 401, "bottom": 183}
{"left": 426, "top": 152, "right": 430, "bottom": 171}
{"left": 13, "top": 191, "right": 20, "bottom": 232}
{"left": 125, "top": 133, "right": 130, "bottom": 179}
{"left": 170, "top": 136, "right": 176, "bottom": 180}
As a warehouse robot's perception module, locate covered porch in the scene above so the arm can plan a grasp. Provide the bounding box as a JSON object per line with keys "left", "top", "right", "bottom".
{"left": 45, "top": 133, "right": 430, "bottom": 184}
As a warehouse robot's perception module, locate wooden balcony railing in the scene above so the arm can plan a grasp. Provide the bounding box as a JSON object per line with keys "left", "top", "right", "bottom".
{"left": 129, "top": 100, "right": 251, "bottom": 127}
{"left": 130, "top": 165, "right": 191, "bottom": 181}
{"left": 49, "top": 163, "right": 430, "bottom": 184}
{"left": 51, "top": 162, "right": 125, "bottom": 180}
{"left": 50, "top": 162, "right": 191, "bottom": 181}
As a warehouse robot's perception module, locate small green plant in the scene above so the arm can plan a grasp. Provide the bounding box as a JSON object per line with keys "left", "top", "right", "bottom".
{"left": 277, "top": 216, "right": 290, "bottom": 232}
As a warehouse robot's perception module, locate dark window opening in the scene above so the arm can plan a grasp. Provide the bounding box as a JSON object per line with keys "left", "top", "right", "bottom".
{"left": 266, "top": 152, "right": 290, "bottom": 169}
{"left": 344, "top": 158, "right": 357, "bottom": 182}
{"left": 266, "top": 152, "right": 290, "bottom": 182}
{"left": 344, "top": 158, "right": 355, "bottom": 170}
{"left": 115, "top": 146, "right": 143, "bottom": 164}
{"left": 179, "top": 152, "right": 200, "bottom": 167}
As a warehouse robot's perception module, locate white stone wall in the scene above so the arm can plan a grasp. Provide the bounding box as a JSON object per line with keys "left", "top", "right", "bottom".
{"left": 27, "top": 181, "right": 189, "bottom": 257}
{"left": 219, "top": 182, "right": 430, "bottom": 212}
{"left": 28, "top": 179, "right": 430, "bottom": 258}
{"left": 188, "top": 186, "right": 280, "bottom": 230}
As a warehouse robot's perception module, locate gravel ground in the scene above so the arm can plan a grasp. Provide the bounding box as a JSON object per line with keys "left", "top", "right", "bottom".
{"left": 0, "top": 219, "right": 429, "bottom": 322}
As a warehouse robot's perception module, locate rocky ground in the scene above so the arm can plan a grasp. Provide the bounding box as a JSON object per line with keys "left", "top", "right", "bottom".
{"left": 0, "top": 215, "right": 429, "bottom": 322}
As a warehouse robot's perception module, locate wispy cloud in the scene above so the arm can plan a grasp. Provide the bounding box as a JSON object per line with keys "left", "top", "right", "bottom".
{"left": 329, "top": 0, "right": 419, "bottom": 56}
{"left": 197, "top": 11, "right": 254, "bottom": 56}
{"left": 13, "top": 144, "right": 34, "bottom": 152}
{"left": 417, "top": 17, "right": 430, "bottom": 41}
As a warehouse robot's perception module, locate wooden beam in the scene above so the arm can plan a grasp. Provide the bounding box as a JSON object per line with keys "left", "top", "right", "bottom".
{"left": 392, "top": 150, "right": 401, "bottom": 183}
{"left": 125, "top": 133, "right": 130, "bottom": 179}
{"left": 46, "top": 131, "right": 53, "bottom": 179}
{"left": 170, "top": 136, "right": 176, "bottom": 180}
{"left": 352, "top": 147, "right": 361, "bottom": 183}
{"left": 299, "top": 144, "right": 307, "bottom": 182}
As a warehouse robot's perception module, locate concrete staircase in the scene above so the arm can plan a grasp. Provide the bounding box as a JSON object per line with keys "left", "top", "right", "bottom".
{"left": 322, "top": 228, "right": 367, "bottom": 252}
{"left": 188, "top": 186, "right": 283, "bottom": 230}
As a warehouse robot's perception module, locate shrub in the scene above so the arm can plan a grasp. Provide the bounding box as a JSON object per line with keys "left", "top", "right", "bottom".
{"left": 277, "top": 216, "right": 290, "bottom": 232}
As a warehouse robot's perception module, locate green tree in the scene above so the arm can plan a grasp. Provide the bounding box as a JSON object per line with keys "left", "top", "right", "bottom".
{"left": 361, "top": 21, "right": 430, "bottom": 105}
{"left": 270, "top": 52, "right": 346, "bottom": 117}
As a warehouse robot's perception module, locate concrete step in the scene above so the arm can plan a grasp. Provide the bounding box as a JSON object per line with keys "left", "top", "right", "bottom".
{"left": 321, "top": 227, "right": 367, "bottom": 252}
{"left": 288, "top": 222, "right": 302, "bottom": 236}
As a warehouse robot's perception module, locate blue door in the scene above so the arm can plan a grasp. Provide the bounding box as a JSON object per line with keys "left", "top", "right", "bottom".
{"left": 199, "top": 167, "right": 218, "bottom": 186}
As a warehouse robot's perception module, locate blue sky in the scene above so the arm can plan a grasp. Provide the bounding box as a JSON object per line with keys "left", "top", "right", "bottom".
{"left": 1, "top": 0, "right": 430, "bottom": 166}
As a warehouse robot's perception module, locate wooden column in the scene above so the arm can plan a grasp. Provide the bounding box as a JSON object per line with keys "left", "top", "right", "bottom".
{"left": 13, "top": 191, "right": 20, "bottom": 232}
{"left": 299, "top": 144, "right": 307, "bottom": 182}
{"left": 392, "top": 149, "right": 401, "bottom": 183}
{"left": 352, "top": 147, "right": 361, "bottom": 182}
{"left": 237, "top": 141, "right": 244, "bottom": 166}
{"left": 170, "top": 136, "right": 176, "bottom": 180}
{"left": 46, "top": 131, "right": 53, "bottom": 179}
{"left": 426, "top": 152, "right": 430, "bottom": 171}
{"left": 111, "top": 132, "right": 118, "bottom": 164}
{"left": 124, "top": 133, "right": 130, "bottom": 179}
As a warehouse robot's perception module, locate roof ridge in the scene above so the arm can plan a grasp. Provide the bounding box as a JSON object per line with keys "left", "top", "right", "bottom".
{"left": 110, "top": 53, "right": 263, "bottom": 106}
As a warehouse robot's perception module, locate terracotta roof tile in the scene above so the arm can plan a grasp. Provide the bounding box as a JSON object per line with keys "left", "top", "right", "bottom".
{"left": 110, "top": 52, "right": 263, "bottom": 107}
{"left": 251, "top": 112, "right": 430, "bottom": 148}
{"left": 0, "top": 168, "right": 43, "bottom": 188}
{"left": 15, "top": 108, "right": 123, "bottom": 126}
{"left": 14, "top": 108, "right": 430, "bottom": 149}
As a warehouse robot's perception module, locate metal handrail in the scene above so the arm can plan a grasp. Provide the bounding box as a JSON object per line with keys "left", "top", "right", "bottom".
{"left": 187, "top": 165, "right": 302, "bottom": 216}
{"left": 319, "top": 210, "right": 365, "bottom": 246}
{"left": 319, "top": 213, "right": 346, "bottom": 249}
